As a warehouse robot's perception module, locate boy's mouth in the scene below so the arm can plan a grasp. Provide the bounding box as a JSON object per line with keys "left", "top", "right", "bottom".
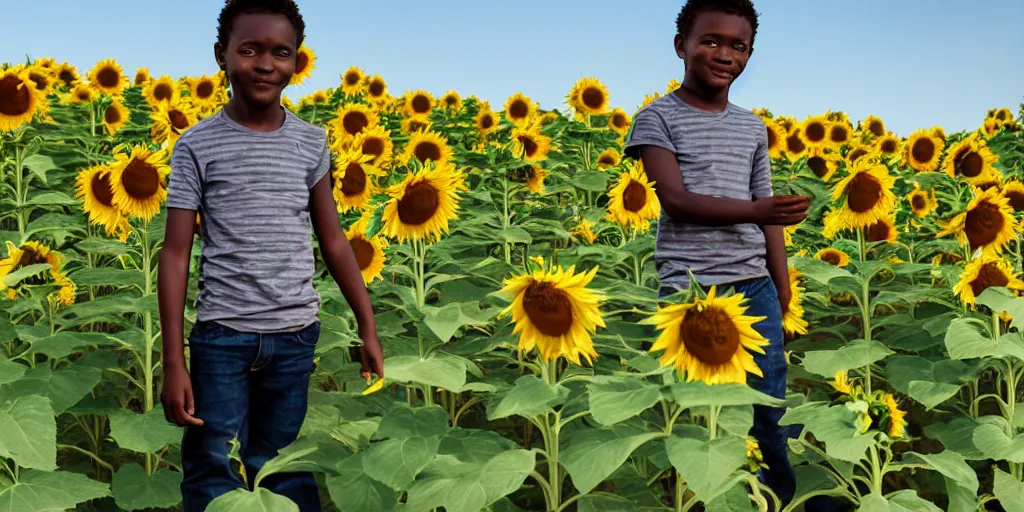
{"left": 251, "top": 79, "right": 281, "bottom": 89}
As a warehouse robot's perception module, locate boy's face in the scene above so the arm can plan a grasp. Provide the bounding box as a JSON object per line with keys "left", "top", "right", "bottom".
{"left": 674, "top": 11, "right": 753, "bottom": 90}
{"left": 216, "top": 12, "right": 298, "bottom": 110}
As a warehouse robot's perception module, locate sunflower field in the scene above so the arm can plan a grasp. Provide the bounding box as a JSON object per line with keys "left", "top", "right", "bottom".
{"left": 1, "top": 49, "right": 1024, "bottom": 512}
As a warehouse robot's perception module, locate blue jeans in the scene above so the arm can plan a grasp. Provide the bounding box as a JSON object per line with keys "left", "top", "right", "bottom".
{"left": 180, "top": 320, "right": 321, "bottom": 512}
{"left": 659, "top": 276, "right": 797, "bottom": 505}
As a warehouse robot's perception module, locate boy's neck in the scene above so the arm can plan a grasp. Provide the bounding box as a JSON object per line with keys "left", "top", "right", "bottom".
{"left": 676, "top": 77, "right": 730, "bottom": 112}
{"left": 223, "top": 97, "right": 286, "bottom": 132}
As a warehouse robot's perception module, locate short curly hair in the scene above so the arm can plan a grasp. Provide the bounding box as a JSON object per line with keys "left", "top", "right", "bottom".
{"left": 216, "top": 0, "right": 306, "bottom": 50}
{"left": 676, "top": 0, "right": 759, "bottom": 47}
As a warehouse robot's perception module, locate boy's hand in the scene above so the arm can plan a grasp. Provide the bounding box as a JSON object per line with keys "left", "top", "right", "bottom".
{"left": 358, "top": 331, "right": 384, "bottom": 384}
{"left": 753, "top": 195, "right": 810, "bottom": 226}
{"left": 777, "top": 286, "right": 792, "bottom": 315}
{"left": 161, "top": 362, "right": 204, "bottom": 427}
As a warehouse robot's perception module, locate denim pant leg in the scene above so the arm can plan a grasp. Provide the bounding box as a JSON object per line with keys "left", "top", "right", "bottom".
{"left": 241, "top": 321, "right": 321, "bottom": 512}
{"left": 180, "top": 322, "right": 259, "bottom": 512}
{"left": 735, "top": 277, "right": 797, "bottom": 505}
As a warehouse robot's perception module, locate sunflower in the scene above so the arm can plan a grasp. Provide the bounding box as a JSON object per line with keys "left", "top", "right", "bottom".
{"left": 331, "top": 103, "right": 379, "bottom": 141}
{"left": 864, "top": 215, "right": 899, "bottom": 244}
{"left": 0, "top": 67, "right": 46, "bottom": 132}
{"left": 639, "top": 92, "right": 662, "bottom": 111}
{"left": 1001, "top": 181, "right": 1024, "bottom": 213}
{"left": 511, "top": 125, "right": 552, "bottom": 162}
{"left": 403, "top": 90, "right": 435, "bottom": 118}
{"left": 524, "top": 165, "right": 549, "bottom": 194}
{"left": 74, "top": 164, "right": 131, "bottom": 241}
{"left": 340, "top": 66, "right": 365, "bottom": 96}
{"left": 143, "top": 75, "right": 179, "bottom": 108}
{"left": 150, "top": 98, "right": 199, "bottom": 148}
{"left": 881, "top": 393, "right": 908, "bottom": 439}
{"left": 765, "top": 121, "right": 786, "bottom": 160}
{"left": 666, "top": 78, "right": 682, "bottom": 94}
{"left": 570, "top": 218, "right": 598, "bottom": 245}
{"left": 815, "top": 248, "right": 850, "bottom": 267}
{"left": 938, "top": 186, "right": 1017, "bottom": 257}
{"left": 805, "top": 146, "right": 841, "bottom": 182}
{"left": 596, "top": 148, "right": 621, "bottom": 169}
{"left": 783, "top": 129, "right": 808, "bottom": 161}
{"left": 822, "top": 159, "right": 898, "bottom": 237}
{"left": 860, "top": 115, "right": 886, "bottom": 138}
{"left": 55, "top": 63, "right": 80, "bottom": 88}
{"left": 504, "top": 92, "right": 536, "bottom": 127}
{"left": 25, "top": 64, "right": 56, "bottom": 96}
{"left": 829, "top": 371, "right": 854, "bottom": 395}
{"left": 440, "top": 90, "right": 462, "bottom": 112}
{"left": 567, "top": 77, "right": 610, "bottom": 116}
{"left": 351, "top": 124, "right": 394, "bottom": 169}
{"left": 941, "top": 134, "right": 1000, "bottom": 186}
{"left": 474, "top": 102, "right": 499, "bottom": 136}
{"left": 845, "top": 144, "right": 878, "bottom": 166}
{"left": 903, "top": 129, "right": 944, "bottom": 172}
{"left": 303, "top": 89, "right": 330, "bottom": 106}
{"left": 380, "top": 163, "right": 464, "bottom": 243}
{"left": 332, "top": 149, "right": 383, "bottom": 213}
{"left": 402, "top": 115, "right": 432, "bottom": 135}
{"left": 605, "top": 161, "right": 660, "bottom": 232}
{"left": 107, "top": 145, "right": 171, "bottom": 221}
{"left": 827, "top": 121, "right": 853, "bottom": 147}
{"left": 364, "top": 74, "right": 388, "bottom": 105}
{"left": 783, "top": 267, "right": 809, "bottom": 338}
{"left": 0, "top": 241, "right": 75, "bottom": 301}
{"left": 800, "top": 115, "right": 830, "bottom": 147}
{"left": 907, "top": 184, "right": 938, "bottom": 218}
{"left": 784, "top": 224, "right": 799, "bottom": 247}
{"left": 494, "top": 264, "right": 605, "bottom": 366}
{"left": 102, "top": 100, "right": 130, "bottom": 136}
{"left": 66, "top": 83, "right": 97, "bottom": 105}
{"left": 186, "top": 74, "right": 223, "bottom": 109}
{"left": 953, "top": 255, "right": 1024, "bottom": 309}
{"left": 643, "top": 285, "right": 769, "bottom": 384}
{"left": 345, "top": 213, "right": 388, "bottom": 284}
{"left": 604, "top": 108, "right": 631, "bottom": 137}
{"left": 875, "top": 133, "right": 901, "bottom": 159}
{"left": 86, "top": 58, "right": 127, "bottom": 96}
{"left": 400, "top": 129, "right": 453, "bottom": 167}
{"left": 289, "top": 44, "right": 316, "bottom": 85}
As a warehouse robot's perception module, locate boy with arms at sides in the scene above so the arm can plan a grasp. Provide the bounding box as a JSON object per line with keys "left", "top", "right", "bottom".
{"left": 157, "top": 1, "right": 383, "bottom": 510}
{"left": 624, "top": 0, "right": 811, "bottom": 507}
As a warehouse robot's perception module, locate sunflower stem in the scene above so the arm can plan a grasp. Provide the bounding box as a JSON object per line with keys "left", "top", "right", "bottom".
{"left": 89, "top": 101, "right": 96, "bottom": 137}
{"left": 141, "top": 223, "right": 157, "bottom": 475}
{"left": 13, "top": 143, "right": 26, "bottom": 242}
{"left": 708, "top": 404, "right": 720, "bottom": 440}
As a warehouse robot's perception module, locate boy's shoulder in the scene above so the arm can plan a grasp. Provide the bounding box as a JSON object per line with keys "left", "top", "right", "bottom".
{"left": 175, "top": 108, "right": 327, "bottom": 154}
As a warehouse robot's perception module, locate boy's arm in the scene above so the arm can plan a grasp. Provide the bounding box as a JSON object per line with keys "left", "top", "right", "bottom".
{"left": 308, "top": 174, "right": 384, "bottom": 380}
{"left": 763, "top": 225, "right": 791, "bottom": 313}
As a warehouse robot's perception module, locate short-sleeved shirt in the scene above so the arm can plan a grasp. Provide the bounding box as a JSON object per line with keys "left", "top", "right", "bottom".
{"left": 166, "top": 108, "right": 331, "bottom": 333}
{"left": 624, "top": 92, "right": 773, "bottom": 290}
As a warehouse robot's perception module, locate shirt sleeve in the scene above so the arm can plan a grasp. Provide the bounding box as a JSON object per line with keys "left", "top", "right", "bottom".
{"left": 309, "top": 132, "right": 331, "bottom": 189}
{"left": 165, "top": 138, "right": 202, "bottom": 211}
{"left": 623, "top": 107, "right": 677, "bottom": 160}
{"left": 750, "top": 123, "right": 774, "bottom": 200}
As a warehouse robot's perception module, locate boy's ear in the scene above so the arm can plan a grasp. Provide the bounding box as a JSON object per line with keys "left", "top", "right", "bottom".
{"left": 213, "top": 43, "right": 226, "bottom": 71}
{"left": 673, "top": 34, "right": 687, "bottom": 61}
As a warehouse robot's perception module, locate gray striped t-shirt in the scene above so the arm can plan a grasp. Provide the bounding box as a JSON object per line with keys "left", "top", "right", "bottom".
{"left": 624, "top": 93, "right": 773, "bottom": 290}
{"left": 166, "top": 108, "right": 331, "bottom": 333}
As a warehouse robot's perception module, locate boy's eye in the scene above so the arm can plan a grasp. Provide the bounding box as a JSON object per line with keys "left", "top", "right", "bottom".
{"left": 733, "top": 43, "right": 748, "bottom": 52}
{"left": 239, "top": 48, "right": 255, "bottom": 55}
{"left": 702, "top": 40, "right": 717, "bottom": 47}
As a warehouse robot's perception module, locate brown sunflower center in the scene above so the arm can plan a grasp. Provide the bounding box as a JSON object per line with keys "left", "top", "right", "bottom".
{"left": 964, "top": 201, "right": 1005, "bottom": 251}
{"left": 786, "top": 133, "right": 806, "bottom": 154}
{"left": 766, "top": 127, "right": 778, "bottom": 150}
{"left": 397, "top": 181, "right": 439, "bottom": 226}
{"left": 91, "top": 172, "right": 115, "bottom": 207}
{"left": 911, "top": 193, "right": 928, "bottom": 211}
{"left": 104, "top": 105, "right": 122, "bottom": 124}
{"left": 341, "top": 163, "right": 367, "bottom": 196}
{"left": 509, "top": 99, "right": 529, "bottom": 120}
{"left": 343, "top": 111, "right": 369, "bottom": 136}
{"left": 612, "top": 113, "right": 629, "bottom": 129}
{"left": 911, "top": 138, "right": 936, "bottom": 164}
{"left": 805, "top": 122, "right": 826, "bottom": 143}
{"left": 864, "top": 220, "right": 891, "bottom": 243}
{"left": 0, "top": 75, "right": 32, "bottom": 116}
{"left": 581, "top": 87, "right": 605, "bottom": 110}
{"left": 97, "top": 66, "right": 120, "bottom": 88}
{"left": 848, "top": 147, "right": 869, "bottom": 162}
{"left": 517, "top": 134, "right": 539, "bottom": 158}
{"left": 121, "top": 158, "right": 160, "bottom": 199}
{"left": 622, "top": 180, "right": 647, "bottom": 212}
{"left": 414, "top": 141, "right": 442, "bottom": 163}
{"left": 830, "top": 125, "right": 849, "bottom": 144}
{"left": 955, "top": 150, "right": 983, "bottom": 178}
{"left": 368, "top": 79, "right": 384, "bottom": 96}
{"left": 350, "top": 236, "right": 374, "bottom": 270}
{"left": 153, "top": 83, "right": 173, "bottom": 101}
{"left": 76, "top": 90, "right": 90, "bottom": 101}
{"left": 1005, "top": 190, "right": 1024, "bottom": 212}
{"left": 880, "top": 139, "right": 898, "bottom": 154}
{"left": 807, "top": 156, "right": 828, "bottom": 178}
{"left": 598, "top": 153, "right": 617, "bottom": 166}
{"left": 59, "top": 69, "right": 76, "bottom": 86}
{"left": 28, "top": 72, "right": 50, "bottom": 91}
{"left": 134, "top": 71, "right": 147, "bottom": 85}
{"left": 522, "top": 281, "right": 574, "bottom": 337}
{"left": 17, "top": 247, "right": 45, "bottom": 268}
{"left": 407, "top": 119, "right": 428, "bottom": 132}
{"left": 846, "top": 173, "right": 882, "bottom": 213}
{"left": 411, "top": 94, "right": 431, "bottom": 114}
{"left": 480, "top": 113, "right": 494, "bottom": 130}
{"left": 345, "top": 72, "right": 360, "bottom": 86}
{"left": 680, "top": 305, "right": 741, "bottom": 366}
{"left": 970, "top": 262, "right": 1010, "bottom": 297}
{"left": 296, "top": 52, "right": 310, "bottom": 75}
{"left": 362, "top": 137, "right": 385, "bottom": 158}
{"left": 444, "top": 95, "right": 458, "bottom": 106}
{"left": 996, "top": 110, "right": 1008, "bottom": 121}
{"left": 868, "top": 121, "right": 884, "bottom": 137}
{"left": 169, "top": 109, "right": 189, "bottom": 131}
{"left": 196, "top": 80, "right": 214, "bottom": 99}
{"left": 820, "top": 251, "right": 842, "bottom": 266}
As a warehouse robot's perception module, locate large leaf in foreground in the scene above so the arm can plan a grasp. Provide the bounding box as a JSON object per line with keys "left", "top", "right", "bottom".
{"left": 0, "top": 469, "right": 110, "bottom": 512}
{"left": 405, "top": 449, "right": 535, "bottom": 512}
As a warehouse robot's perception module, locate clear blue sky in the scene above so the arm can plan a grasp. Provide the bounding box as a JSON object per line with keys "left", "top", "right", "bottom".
{"left": 5, "top": 0, "right": 1022, "bottom": 135}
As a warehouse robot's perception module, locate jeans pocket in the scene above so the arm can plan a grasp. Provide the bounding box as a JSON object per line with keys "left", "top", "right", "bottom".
{"left": 188, "top": 320, "right": 225, "bottom": 344}
{"left": 294, "top": 321, "right": 321, "bottom": 348}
